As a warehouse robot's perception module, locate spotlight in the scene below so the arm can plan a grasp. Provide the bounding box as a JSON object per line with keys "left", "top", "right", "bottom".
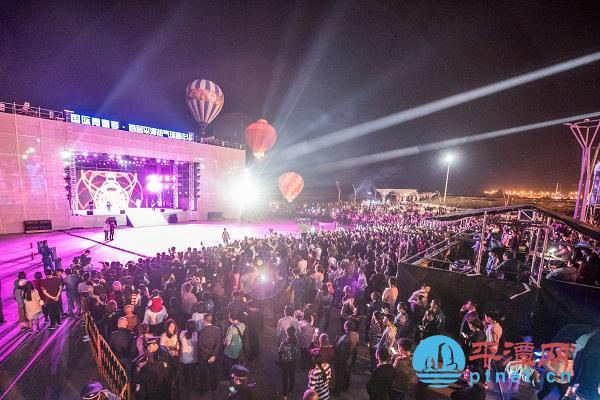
{"left": 83, "top": 152, "right": 88, "bottom": 157}
{"left": 146, "top": 176, "right": 163, "bottom": 193}
{"left": 228, "top": 171, "right": 260, "bottom": 209}
{"left": 60, "top": 150, "right": 72, "bottom": 159}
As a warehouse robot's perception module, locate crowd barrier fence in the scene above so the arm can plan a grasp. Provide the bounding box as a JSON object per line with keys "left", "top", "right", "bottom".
{"left": 83, "top": 312, "right": 132, "bottom": 400}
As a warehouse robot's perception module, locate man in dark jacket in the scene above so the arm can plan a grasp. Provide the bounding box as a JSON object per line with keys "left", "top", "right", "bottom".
{"left": 109, "top": 317, "right": 137, "bottom": 369}
{"left": 133, "top": 336, "right": 174, "bottom": 400}
{"left": 227, "top": 365, "right": 256, "bottom": 400}
{"left": 197, "top": 313, "right": 221, "bottom": 392}
{"left": 366, "top": 347, "right": 396, "bottom": 400}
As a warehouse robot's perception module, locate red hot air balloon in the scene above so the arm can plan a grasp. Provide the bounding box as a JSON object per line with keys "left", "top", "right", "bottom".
{"left": 279, "top": 172, "right": 304, "bottom": 203}
{"left": 245, "top": 119, "right": 277, "bottom": 158}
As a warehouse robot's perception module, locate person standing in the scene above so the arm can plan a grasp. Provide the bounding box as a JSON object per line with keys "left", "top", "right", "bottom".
{"left": 298, "top": 313, "right": 316, "bottom": 370}
{"left": 276, "top": 306, "right": 299, "bottom": 345}
{"left": 198, "top": 313, "right": 221, "bottom": 392}
{"left": 103, "top": 219, "right": 110, "bottom": 241}
{"left": 64, "top": 268, "right": 81, "bottom": 318}
{"left": 333, "top": 321, "right": 359, "bottom": 396}
{"left": 366, "top": 347, "right": 396, "bottom": 400}
{"left": 222, "top": 228, "right": 231, "bottom": 245}
{"left": 14, "top": 279, "right": 29, "bottom": 332}
{"left": 391, "top": 338, "right": 417, "bottom": 400}
{"left": 382, "top": 278, "right": 398, "bottom": 311}
{"left": 227, "top": 365, "right": 257, "bottom": 400}
{"left": 109, "top": 218, "right": 116, "bottom": 241}
{"left": 133, "top": 336, "right": 174, "bottom": 400}
{"left": 419, "top": 299, "right": 445, "bottom": 339}
{"left": 179, "top": 320, "right": 198, "bottom": 399}
{"left": 223, "top": 312, "right": 246, "bottom": 380}
{"left": 160, "top": 319, "right": 181, "bottom": 359}
{"left": 278, "top": 326, "right": 300, "bottom": 399}
{"left": 308, "top": 352, "right": 332, "bottom": 400}
{"left": 368, "top": 312, "right": 384, "bottom": 371}
{"left": 109, "top": 317, "right": 137, "bottom": 375}
{"left": 41, "top": 270, "right": 62, "bottom": 330}
{"left": 23, "top": 282, "right": 43, "bottom": 332}
{"left": 459, "top": 300, "right": 478, "bottom": 338}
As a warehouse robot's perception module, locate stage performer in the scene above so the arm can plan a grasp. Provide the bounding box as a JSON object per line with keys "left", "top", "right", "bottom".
{"left": 109, "top": 219, "right": 116, "bottom": 241}
{"left": 104, "top": 219, "right": 110, "bottom": 241}
{"left": 88, "top": 200, "right": 94, "bottom": 211}
{"left": 222, "top": 228, "right": 231, "bottom": 245}
{"left": 106, "top": 201, "right": 112, "bottom": 212}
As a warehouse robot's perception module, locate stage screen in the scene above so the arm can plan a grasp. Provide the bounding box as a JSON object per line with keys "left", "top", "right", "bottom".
{"left": 77, "top": 170, "right": 143, "bottom": 210}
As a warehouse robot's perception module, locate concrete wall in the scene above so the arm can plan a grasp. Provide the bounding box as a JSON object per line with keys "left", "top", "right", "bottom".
{"left": 0, "top": 112, "right": 245, "bottom": 234}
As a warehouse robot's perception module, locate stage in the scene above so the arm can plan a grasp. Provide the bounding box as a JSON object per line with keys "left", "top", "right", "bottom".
{"left": 61, "top": 219, "right": 301, "bottom": 259}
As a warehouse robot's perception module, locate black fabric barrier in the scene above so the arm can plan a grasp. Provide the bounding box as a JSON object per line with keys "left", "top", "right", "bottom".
{"left": 396, "top": 263, "right": 537, "bottom": 342}
{"left": 533, "top": 279, "right": 600, "bottom": 344}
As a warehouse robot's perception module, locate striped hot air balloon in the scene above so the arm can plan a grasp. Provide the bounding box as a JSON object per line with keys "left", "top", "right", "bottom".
{"left": 186, "top": 79, "right": 224, "bottom": 135}
{"left": 245, "top": 119, "right": 277, "bottom": 158}
{"left": 279, "top": 172, "right": 304, "bottom": 203}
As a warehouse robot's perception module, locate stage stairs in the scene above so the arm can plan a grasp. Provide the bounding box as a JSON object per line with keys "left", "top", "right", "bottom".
{"left": 125, "top": 208, "right": 169, "bottom": 227}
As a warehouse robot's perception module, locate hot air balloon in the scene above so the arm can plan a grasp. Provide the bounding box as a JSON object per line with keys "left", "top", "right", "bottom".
{"left": 186, "top": 79, "right": 224, "bottom": 138}
{"left": 279, "top": 172, "right": 304, "bottom": 203}
{"left": 245, "top": 119, "right": 277, "bottom": 158}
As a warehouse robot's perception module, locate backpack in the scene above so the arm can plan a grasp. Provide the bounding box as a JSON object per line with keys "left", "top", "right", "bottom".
{"left": 228, "top": 323, "right": 251, "bottom": 362}
{"left": 279, "top": 340, "right": 299, "bottom": 363}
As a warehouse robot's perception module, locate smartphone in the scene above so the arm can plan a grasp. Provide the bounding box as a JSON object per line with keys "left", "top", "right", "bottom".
{"left": 315, "top": 328, "right": 320, "bottom": 334}
{"left": 390, "top": 347, "right": 398, "bottom": 355}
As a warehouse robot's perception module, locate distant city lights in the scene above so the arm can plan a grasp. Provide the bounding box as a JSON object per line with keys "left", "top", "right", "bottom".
{"left": 484, "top": 189, "right": 577, "bottom": 199}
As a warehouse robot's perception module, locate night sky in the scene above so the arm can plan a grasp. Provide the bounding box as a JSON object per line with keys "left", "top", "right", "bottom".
{"left": 1, "top": 0, "right": 600, "bottom": 200}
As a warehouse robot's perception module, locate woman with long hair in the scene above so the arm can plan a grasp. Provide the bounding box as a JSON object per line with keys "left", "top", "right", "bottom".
{"left": 160, "top": 319, "right": 180, "bottom": 358}
{"left": 23, "top": 282, "right": 43, "bottom": 332}
{"left": 179, "top": 319, "right": 198, "bottom": 399}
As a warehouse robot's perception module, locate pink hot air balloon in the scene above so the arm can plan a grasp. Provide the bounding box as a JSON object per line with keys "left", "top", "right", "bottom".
{"left": 245, "top": 119, "right": 277, "bottom": 158}
{"left": 278, "top": 172, "right": 304, "bottom": 203}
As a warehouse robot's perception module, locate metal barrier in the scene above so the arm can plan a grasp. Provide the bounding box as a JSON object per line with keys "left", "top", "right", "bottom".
{"left": 83, "top": 313, "right": 131, "bottom": 400}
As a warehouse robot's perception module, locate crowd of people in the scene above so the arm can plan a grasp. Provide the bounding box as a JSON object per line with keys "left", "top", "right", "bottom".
{"left": 8, "top": 201, "right": 600, "bottom": 400}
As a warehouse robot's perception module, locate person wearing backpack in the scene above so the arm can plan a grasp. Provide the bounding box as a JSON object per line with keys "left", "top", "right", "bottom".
{"left": 223, "top": 312, "right": 246, "bottom": 379}
{"left": 278, "top": 326, "right": 301, "bottom": 399}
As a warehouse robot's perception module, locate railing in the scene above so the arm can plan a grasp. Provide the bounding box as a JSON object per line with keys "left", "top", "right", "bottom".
{"left": 83, "top": 313, "right": 131, "bottom": 400}
{"left": 0, "top": 100, "right": 246, "bottom": 150}
{"left": 198, "top": 136, "right": 246, "bottom": 150}
{"left": 0, "top": 101, "right": 65, "bottom": 121}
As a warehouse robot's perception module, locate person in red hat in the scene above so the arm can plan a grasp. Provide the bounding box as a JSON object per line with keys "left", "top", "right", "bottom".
{"left": 143, "top": 292, "right": 168, "bottom": 335}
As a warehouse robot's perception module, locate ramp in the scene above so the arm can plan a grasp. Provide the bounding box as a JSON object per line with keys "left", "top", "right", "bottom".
{"left": 125, "top": 208, "right": 168, "bottom": 227}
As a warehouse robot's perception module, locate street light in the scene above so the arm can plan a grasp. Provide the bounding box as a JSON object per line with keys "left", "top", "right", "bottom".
{"left": 443, "top": 153, "right": 455, "bottom": 204}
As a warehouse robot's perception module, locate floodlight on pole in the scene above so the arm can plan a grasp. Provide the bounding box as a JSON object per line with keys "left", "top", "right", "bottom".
{"left": 443, "top": 153, "right": 455, "bottom": 204}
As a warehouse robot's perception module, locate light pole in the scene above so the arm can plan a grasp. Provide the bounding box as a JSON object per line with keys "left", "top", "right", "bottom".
{"left": 443, "top": 153, "right": 455, "bottom": 204}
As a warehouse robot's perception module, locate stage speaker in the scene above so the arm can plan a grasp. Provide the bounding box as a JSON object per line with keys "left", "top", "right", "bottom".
{"left": 39, "top": 220, "right": 52, "bottom": 230}
{"left": 160, "top": 208, "right": 165, "bottom": 212}
{"left": 207, "top": 212, "right": 223, "bottom": 220}
{"left": 24, "top": 219, "right": 52, "bottom": 233}
{"left": 120, "top": 210, "right": 126, "bottom": 214}
{"left": 168, "top": 214, "right": 178, "bottom": 224}
{"left": 86, "top": 210, "right": 93, "bottom": 215}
